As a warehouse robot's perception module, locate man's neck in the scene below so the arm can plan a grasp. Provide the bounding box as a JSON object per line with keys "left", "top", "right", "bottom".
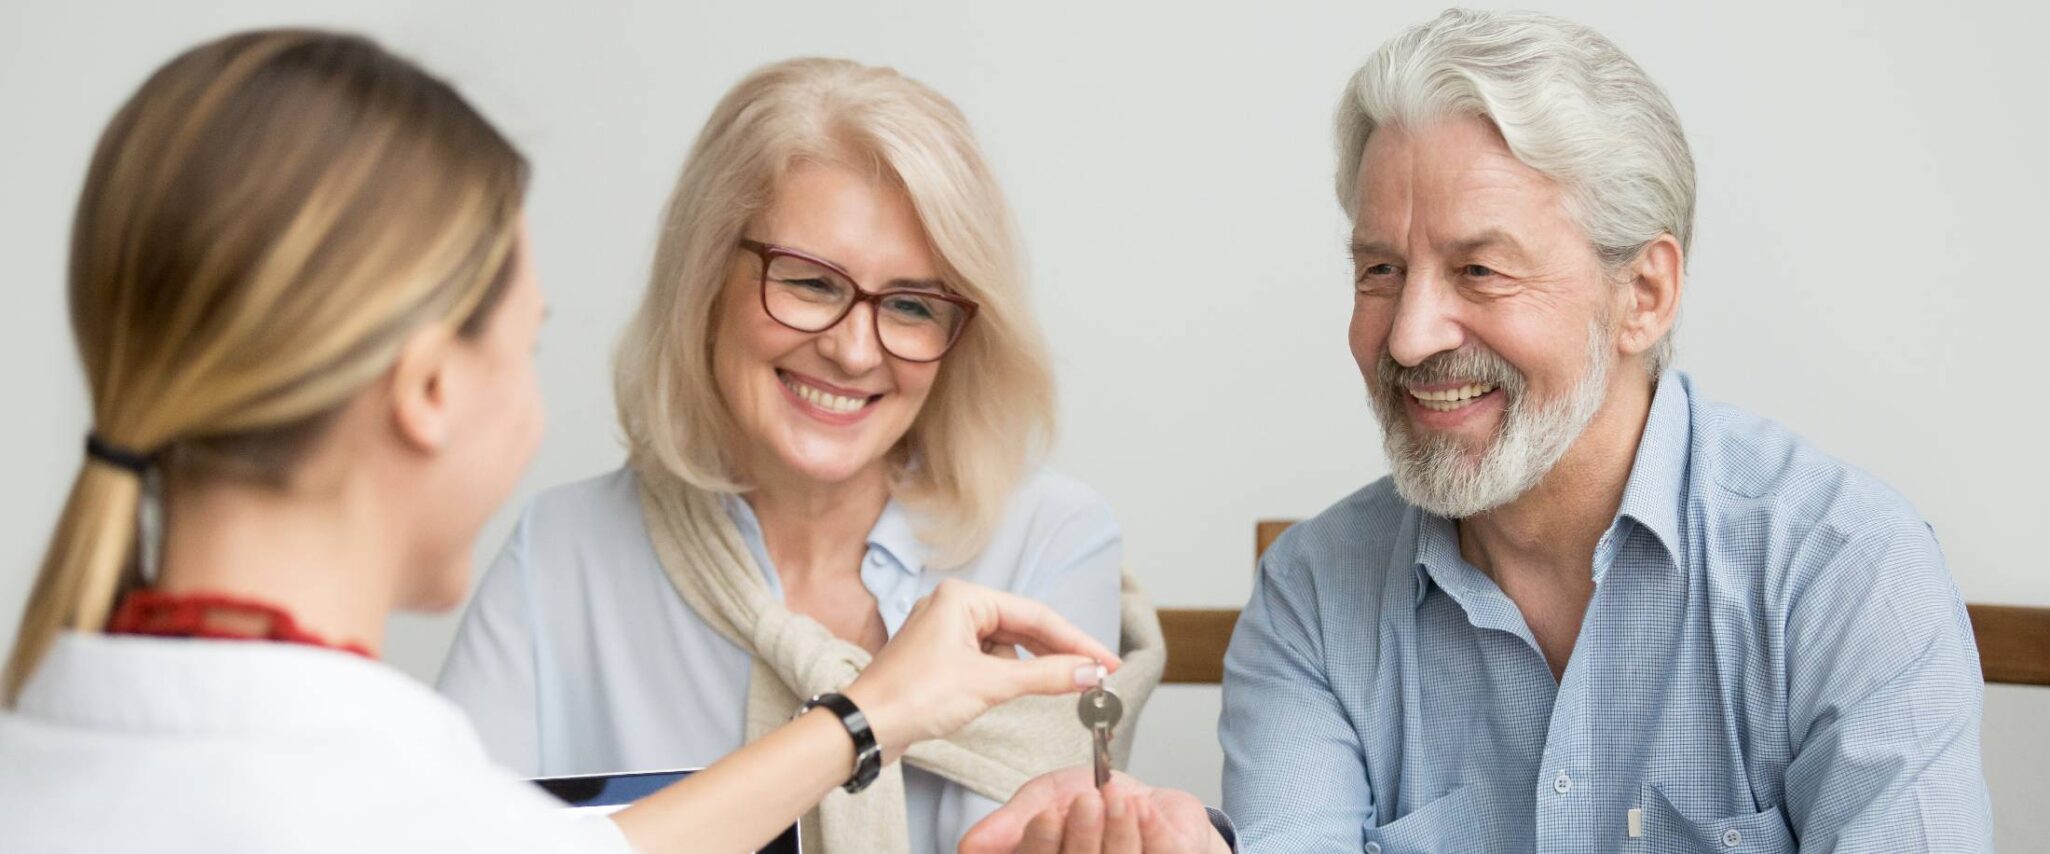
{"left": 152, "top": 478, "right": 396, "bottom": 654}
{"left": 1459, "top": 373, "right": 1657, "bottom": 585}
{"left": 1454, "top": 372, "right": 1657, "bottom": 679}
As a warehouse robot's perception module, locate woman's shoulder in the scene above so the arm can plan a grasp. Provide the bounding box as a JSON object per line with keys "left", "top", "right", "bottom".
{"left": 961, "top": 467, "right": 1121, "bottom": 573}
{"left": 527, "top": 465, "right": 640, "bottom": 512}
{"left": 999, "top": 467, "right": 1119, "bottom": 531}
{"left": 504, "top": 467, "right": 656, "bottom": 564}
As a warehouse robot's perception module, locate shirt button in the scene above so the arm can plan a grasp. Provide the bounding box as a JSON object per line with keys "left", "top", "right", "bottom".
{"left": 1552, "top": 771, "right": 1572, "bottom": 795}
{"left": 1365, "top": 843, "right": 1381, "bottom": 854}
{"left": 866, "top": 552, "right": 883, "bottom": 567}
{"left": 1722, "top": 828, "right": 1742, "bottom": 848}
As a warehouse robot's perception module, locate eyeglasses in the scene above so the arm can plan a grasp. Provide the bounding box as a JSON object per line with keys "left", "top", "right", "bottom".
{"left": 739, "top": 239, "right": 979, "bottom": 363}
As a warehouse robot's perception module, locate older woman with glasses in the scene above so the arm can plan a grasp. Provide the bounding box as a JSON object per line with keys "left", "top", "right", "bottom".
{"left": 437, "top": 58, "right": 1162, "bottom": 854}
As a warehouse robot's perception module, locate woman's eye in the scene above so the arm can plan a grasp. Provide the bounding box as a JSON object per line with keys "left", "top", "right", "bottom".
{"left": 882, "top": 296, "right": 938, "bottom": 321}
{"left": 785, "top": 277, "right": 838, "bottom": 293}
{"left": 777, "top": 277, "right": 847, "bottom": 302}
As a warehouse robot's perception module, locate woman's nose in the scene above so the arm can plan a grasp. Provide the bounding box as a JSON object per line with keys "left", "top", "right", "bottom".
{"left": 816, "top": 301, "right": 885, "bottom": 374}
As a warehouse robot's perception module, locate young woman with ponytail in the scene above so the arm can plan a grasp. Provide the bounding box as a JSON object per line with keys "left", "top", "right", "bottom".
{"left": 0, "top": 29, "right": 1116, "bottom": 853}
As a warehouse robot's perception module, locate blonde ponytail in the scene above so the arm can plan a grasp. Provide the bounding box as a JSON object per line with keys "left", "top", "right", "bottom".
{"left": 3, "top": 30, "right": 527, "bottom": 705}
{"left": 4, "top": 464, "right": 145, "bottom": 701}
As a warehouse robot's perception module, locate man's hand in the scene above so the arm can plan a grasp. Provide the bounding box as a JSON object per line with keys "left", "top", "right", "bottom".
{"left": 960, "top": 766, "right": 1229, "bottom": 854}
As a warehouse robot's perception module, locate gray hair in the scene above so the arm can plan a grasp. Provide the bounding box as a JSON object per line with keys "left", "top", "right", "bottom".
{"left": 1337, "top": 9, "right": 1695, "bottom": 376}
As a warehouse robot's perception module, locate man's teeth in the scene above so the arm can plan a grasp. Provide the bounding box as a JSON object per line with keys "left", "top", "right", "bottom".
{"left": 783, "top": 376, "right": 869, "bottom": 414}
{"left": 1410, "top": 383, "right": 1497, "bottom": 412}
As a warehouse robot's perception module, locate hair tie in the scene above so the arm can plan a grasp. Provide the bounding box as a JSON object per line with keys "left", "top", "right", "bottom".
{"left": 85, "top": 434, "right": 158, "bottom": 476}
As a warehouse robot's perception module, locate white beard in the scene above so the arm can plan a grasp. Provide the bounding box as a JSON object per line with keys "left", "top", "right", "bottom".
{"left": 1371, "top": 319, "right": 1612, "bottom": 519}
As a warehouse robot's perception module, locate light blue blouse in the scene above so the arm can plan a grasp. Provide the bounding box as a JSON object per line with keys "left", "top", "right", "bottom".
{"left": 438, "top": 467, "right": 1123, "bottom": 854}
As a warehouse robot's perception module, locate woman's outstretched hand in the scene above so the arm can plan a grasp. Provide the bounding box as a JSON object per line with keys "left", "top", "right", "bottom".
{"left": 843, "top": 579, "right": 1120, "bottom": 760}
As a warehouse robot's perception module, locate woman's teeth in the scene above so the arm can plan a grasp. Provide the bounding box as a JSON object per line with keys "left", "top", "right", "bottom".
{"left": 1410, "top": 382, "right": 1497, "bottom": 412}
{"left": 782, "top": 375, "right": 869, "bottom": 414}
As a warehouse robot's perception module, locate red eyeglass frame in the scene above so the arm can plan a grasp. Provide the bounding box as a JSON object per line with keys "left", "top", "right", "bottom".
{"left": 738, "top": 238, "right": 980, "bottom": 363}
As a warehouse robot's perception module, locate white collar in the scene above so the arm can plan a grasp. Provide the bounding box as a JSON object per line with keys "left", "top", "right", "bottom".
{"left": 15, "top": 632, "right": 485, "bottom": 760}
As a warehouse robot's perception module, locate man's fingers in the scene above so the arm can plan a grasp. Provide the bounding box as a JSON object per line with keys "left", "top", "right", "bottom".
{"left": 1019, "top": 804, "right": 1066, "bottom": 854}
{"left": 1101, "top": 789, "right": 1143, "bottom": 853}
{"left": 1136, "top": 799, "right": 1185, "bottom": 853}
{"left": 958, "top": 809, "right": 1024, "bottom": 854}
{"left": 965, "top": 767, "right": 1101, "bottom": 854}
{"left": 1060, "top": 791, "right": 1104, "bottom": 854}
{"left": 1100, "top": 771, "right": 1148, "bottom": 799}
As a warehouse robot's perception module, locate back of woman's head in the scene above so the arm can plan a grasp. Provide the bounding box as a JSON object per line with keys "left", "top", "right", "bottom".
{"left": 4, "top": 29, "right": 528, "bottom": 703}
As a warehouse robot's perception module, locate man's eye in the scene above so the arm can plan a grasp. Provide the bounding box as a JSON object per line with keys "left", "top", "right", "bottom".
{"left": 1463, "top": 264, "right": 1497, "bottom": 278}
{"left": 1358, "top": 263, "right": 1399, "bottom": 280}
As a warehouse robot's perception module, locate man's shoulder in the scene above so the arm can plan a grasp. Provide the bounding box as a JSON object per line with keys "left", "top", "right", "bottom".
{"left": 1259, "top": 477, "right": 1412, "bottom": 588}
{"left": 1697, "top": 397, "right": 1925, "bottom": 528}
{"left": 1690, "top": 393, "right": 1937, "bottom": 591}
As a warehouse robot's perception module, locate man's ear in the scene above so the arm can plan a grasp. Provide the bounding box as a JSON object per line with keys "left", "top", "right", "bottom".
{"left": 387, "top": 325, "right": 458, "bottom": 454}
{"left": 1617, "top": 233, "right": 1684, "bottom": 360}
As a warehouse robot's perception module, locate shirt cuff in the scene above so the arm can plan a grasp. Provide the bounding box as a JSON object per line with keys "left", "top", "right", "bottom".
{"left": 1206, "top": 806, "right": 1240, "bottom": 852}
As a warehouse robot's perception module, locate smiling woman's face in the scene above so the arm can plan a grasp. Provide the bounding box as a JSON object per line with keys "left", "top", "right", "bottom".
{"left": 713, "top": 160, "right": 946, "bottom": 487}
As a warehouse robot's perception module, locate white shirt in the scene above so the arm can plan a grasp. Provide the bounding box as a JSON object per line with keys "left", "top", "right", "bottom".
{"left": 0, "top": 632, "right": 630, "bottom": 854}
{"left": 438, "top": 467, "right": 1124, "bottom": 854}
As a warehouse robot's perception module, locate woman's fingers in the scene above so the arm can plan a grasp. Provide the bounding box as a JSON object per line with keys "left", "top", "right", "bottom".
{"left": 988, "top": 653, "right": 1105, "bottom": 698}
{"left": 850, "top": 581, "right": 1121, "bottom": 757}
{"left": 980, "top": 627, "right": 1121, "bottom": 669}
{"left": 964, "top": 587, "right": 1119, "bottom": 667}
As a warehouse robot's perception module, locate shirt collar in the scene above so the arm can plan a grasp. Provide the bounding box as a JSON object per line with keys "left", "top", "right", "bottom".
{"left": 864, "top": 499, "right": 926, "bottom": 578}
{"left": 1408, "top": 369, "right": 1693, "bottom": 606}
{"left": 1411, "top": 511, "right": 1460, "bottom": 607}
{"left": 723, "top": 493, "right": 925, "bottom": 587}
{"left": 1612, "top": 369, "right": 1690, "bottom": 570}
{"left": 16, "top": 633, "right": 485, "bottom": 759}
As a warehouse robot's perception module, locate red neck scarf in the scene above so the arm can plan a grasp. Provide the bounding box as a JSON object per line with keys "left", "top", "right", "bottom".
{"left": 107, "top": 589, "right": 375, "bottom": 659}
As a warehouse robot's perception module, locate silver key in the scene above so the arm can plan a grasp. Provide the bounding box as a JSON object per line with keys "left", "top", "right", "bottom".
{"left": 1076, "top": 668, "right": 1123, "bottom": 789}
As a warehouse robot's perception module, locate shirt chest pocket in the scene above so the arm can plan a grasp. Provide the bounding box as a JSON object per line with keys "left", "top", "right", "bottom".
{"left": 1359, "top": 784, "right": 1484, "bottom": 854}
{"left": 1638, "top": 784, "right": 1794, "bottom": 854}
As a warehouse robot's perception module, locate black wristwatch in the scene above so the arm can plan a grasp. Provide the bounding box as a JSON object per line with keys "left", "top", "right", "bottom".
{"left": 797, "top": 692, "right": 882, "bottom": 794}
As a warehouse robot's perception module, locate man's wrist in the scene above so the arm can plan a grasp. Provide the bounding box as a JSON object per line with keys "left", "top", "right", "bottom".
{"left": 1205, "top": 806, "right": 1239, "bottom": 853}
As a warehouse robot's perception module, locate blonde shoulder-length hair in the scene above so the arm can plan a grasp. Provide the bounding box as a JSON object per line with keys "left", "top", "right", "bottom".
{"left": 614, "top": 57, "right": 1055, "bottom": 567}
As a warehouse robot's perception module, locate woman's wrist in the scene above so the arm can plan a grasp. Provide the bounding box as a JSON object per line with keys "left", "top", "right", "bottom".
{"left": 838, "top": 680, "right": 909, "bottom": 762}
{"left": 795, "top": 693, "right": 882, "bottom": 793}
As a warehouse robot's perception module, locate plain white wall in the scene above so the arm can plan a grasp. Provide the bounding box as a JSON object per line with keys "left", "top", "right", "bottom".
{"left": 4, "top": 0, "right": 2045, "bottom": 847}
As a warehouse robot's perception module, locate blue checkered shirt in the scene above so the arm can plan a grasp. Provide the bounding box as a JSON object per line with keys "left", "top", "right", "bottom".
{"left": 1219, "top": 371, "right": 1992, "bottom": 852}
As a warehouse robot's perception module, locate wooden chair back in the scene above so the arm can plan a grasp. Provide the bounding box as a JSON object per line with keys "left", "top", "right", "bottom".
{"left": 1157, "top": 520, "right": 2050, "bottom": 686}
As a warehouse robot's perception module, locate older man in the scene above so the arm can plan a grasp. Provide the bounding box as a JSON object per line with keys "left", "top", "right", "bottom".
{"left": 964, "top": 9, "right": 1993, "bottom": 853}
